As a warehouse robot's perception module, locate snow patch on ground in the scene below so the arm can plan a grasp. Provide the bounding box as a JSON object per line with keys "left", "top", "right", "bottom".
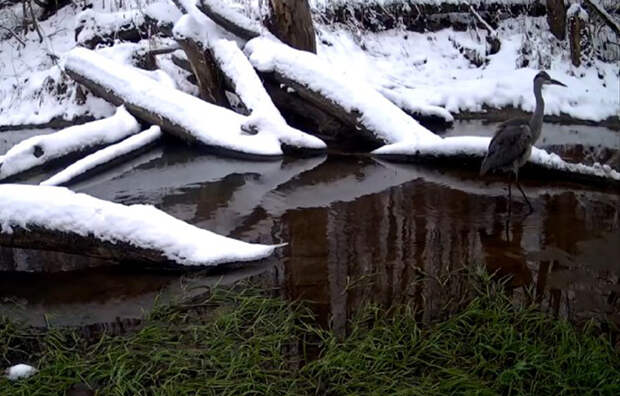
{"left": 0, "top": 184, "right": 281, "bottom": 266}
{"left": 4, "top": 364, "right": 37, "bottom": 381}
{"left": 0, "top": 106, "right": 140, "bottom": 180}
{"left": 0, "top": 3, "right": 118, "bottom": 127}
{"left": 315, "top": 22, "right": 619, "bottom": 122}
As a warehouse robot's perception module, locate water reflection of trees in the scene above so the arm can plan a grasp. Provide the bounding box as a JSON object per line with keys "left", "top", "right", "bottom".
{"left": 271, "top": 160, "right": 620, "bottom": 336}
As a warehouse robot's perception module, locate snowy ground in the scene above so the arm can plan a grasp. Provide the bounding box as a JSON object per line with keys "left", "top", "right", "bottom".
{"left": 0, "top": 0, "right": 618, "bottom": 128}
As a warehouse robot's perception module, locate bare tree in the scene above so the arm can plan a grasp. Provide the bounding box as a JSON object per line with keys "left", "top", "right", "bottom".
{"left": 546, "top": 0, "right": 567, "bottom": 40}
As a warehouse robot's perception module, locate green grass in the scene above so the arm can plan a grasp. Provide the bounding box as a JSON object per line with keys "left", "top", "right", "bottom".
{"left": 1, "top": 279, "right": 619, "bottom": 395}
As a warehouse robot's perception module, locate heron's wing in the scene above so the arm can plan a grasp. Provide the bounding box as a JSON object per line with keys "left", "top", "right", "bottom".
{"left": 480, "top": 121, "right": 532, "bottom": 175}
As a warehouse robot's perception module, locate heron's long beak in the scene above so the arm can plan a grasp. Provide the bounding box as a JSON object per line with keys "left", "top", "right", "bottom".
{"left": 549, "top": 78, "right": 567, "bottom": 87}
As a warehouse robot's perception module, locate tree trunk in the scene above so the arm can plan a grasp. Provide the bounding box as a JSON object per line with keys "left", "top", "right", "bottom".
{"left": 568, "top": 8, "right": 590, "bottom": 67}
{"left": 546, "top": 0, "right": 567, "bottom": 40}
{"left": 266, "top": 0, "right": 317, "bottom": 53}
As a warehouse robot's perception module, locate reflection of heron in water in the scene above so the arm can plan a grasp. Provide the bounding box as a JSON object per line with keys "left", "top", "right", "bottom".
{"left": 480, "top": 71, "right": 566, "bottom": 214}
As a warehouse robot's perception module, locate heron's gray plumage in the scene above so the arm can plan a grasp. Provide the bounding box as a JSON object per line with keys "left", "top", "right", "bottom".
{"left": 480, "top": 120, "right": 532, "bottom": 176}
{"left": 479, "top": 71, "right": 566, "bottom": 213}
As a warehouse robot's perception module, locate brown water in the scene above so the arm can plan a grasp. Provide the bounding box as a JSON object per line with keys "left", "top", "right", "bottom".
{"left": 1, "top": 121, "right": 618, "bottom": 331}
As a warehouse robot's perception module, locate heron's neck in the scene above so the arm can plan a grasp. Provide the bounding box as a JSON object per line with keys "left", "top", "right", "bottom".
{"left": 529, "top": 82, "right": 544, "bottom": 143}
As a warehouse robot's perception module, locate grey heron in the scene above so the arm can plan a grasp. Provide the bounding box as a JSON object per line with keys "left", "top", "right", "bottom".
{"left": 480, "top": 71, "right": 566, "bottom": 214}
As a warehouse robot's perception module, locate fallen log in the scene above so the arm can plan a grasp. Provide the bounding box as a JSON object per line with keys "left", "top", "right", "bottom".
{"left": 40, "top": 126, "right": 162, "bottom": 187}
{"left": 173, "top": 8, "right": 325, "bottom": 152}
{"left": 190, "top": 0, "right": 450, "bottom": 138}
{"left": 0, "top": 106, "right": 140, "bottom": 181}
{"left": 176, "top": 35, "right": 230, "bottom": 105}
{"left": 373, "top": 136, "right": 620, "bottom": 188}
{"left": 0, "top": 184, "right": 281, "bottom": 267}
{"left": 245, "top": 37, "right": 440, "bottom": 147}
{"left": 74, "top": 3, "right": 181, "bottom": 49}
{"left": 197, "top": 0, "right": 261, "bottom": 41}
{"left": 64, "top": 47, "right": 324, "bottom": 156}
{"left": 75, "top": 9, "right": 149, "bottom": 49}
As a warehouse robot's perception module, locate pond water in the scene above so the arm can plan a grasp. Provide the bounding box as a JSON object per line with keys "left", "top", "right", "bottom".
{"left": 0, "top": 121, "right": 618, "bottom": 332}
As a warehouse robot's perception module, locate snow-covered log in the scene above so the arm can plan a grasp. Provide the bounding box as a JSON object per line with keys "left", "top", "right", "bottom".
{"left": 373, "top": 136, "right": 620, "bottom": 187}
{"left": 245, "top": 37, "right": 441, "bottom": 147}
{"left": 75, "top": 4, "right": 182, "bottom": 49}
{"left": 0, "top": 106, "right": 140, "bottom": 181}
{"left": 40, "top": 126, "right": 162, "bottom": 187}
{"left": 64, "top": 47, "right": 325, "bottom": 156}
{"left": 75, "top": 9, "right": 149, "bottom": 49}
{"left": 176, "top": 34, "right": 230, "bottom": 105}
{"left": 379, "top": 88, "right": 454, "bottom": 129}
{"left": 173, "top": 11, "right": 326, "bottom": 153}
{"left": 197, "top": 0, "right": 262, "bottom": 41}
{"left": 0, "top": 184, "right": 281, "bottom": 267}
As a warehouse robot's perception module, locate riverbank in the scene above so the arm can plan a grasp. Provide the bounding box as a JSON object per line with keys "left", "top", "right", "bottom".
{"left": 2, "top": 273, "right": 619, "bottom": 394}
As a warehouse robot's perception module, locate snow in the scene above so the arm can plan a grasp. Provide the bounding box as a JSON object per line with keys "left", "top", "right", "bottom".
{"left": 0, "top": 184, "right": 281, "bottom": 266}
{"left": 201, "top": 0, "right": 263, "bottom": 38}
{"left": 75, "top": 9, "right": 145, "bottom": 47}
{"left": 314, "top": 24, "right": 619, "bottom": 122}
{"left": 0, "top": 2, "right": 115, "bottom": 128}
{"left": 65, "top": 47, "right": 322, "bottom": 155}
{"left": 173, "top": 11, "right": 325, "bottom": 150}
{"left": 0, "top": 106, "right": 140, "bottom": 181}
{"left": 567, "top": 3, "right": 589, "bottom": 22}
{"left": 586, "top": 0, "right": 620, "bottom": 33}
{"left": 41, "top": 126, "right": 162, "bottom": 187}
{"left": 245, "top": 36, "right": 440, "bottom": 145}
{"left": 379, "top": 88, "right": 454, "bottom": 123}
{"left": 4, "top": 364, "right": 37, "bottom": 381}
{"left": 145, "top": 0, "right": 183, "bottom": 26}
{"left": 372, "top": 136, "right": 620, "bottom": 181}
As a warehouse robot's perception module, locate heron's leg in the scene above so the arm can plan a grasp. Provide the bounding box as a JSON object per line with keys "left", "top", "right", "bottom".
{"left": 507, "top": 174, "right": 513, "bottom": 217}
{"left": 515, "top": 170, "right": 533, "bottom": 213}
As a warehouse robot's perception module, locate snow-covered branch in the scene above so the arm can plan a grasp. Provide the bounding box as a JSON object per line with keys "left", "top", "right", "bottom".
{"left": 41, "top": 126, "right": 162, "bottom": 186}
{"left": 0, "top": 106, "right": 140, "bottom": 181}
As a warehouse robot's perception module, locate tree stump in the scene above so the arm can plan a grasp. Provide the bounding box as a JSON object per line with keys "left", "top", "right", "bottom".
{"left": 266, "top": 0, "right": 317, "bottom": 53}
{"left": 546, "top": 0, "right": 567, "bottom": 40}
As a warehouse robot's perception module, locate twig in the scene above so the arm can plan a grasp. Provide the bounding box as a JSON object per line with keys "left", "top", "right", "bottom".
{"left": 584, "top": 0, "right": 620, "bottom": 35}
{"left": 27, "top": 0, "right": 44, "bottom": 43}
{"left": 0, "top": 25, "right": 26, "bottom": 46}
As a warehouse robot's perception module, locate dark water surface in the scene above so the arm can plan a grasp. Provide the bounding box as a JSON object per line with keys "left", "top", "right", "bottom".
{"left": 1, "top": 122, "right": 618, "bottom": 331}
